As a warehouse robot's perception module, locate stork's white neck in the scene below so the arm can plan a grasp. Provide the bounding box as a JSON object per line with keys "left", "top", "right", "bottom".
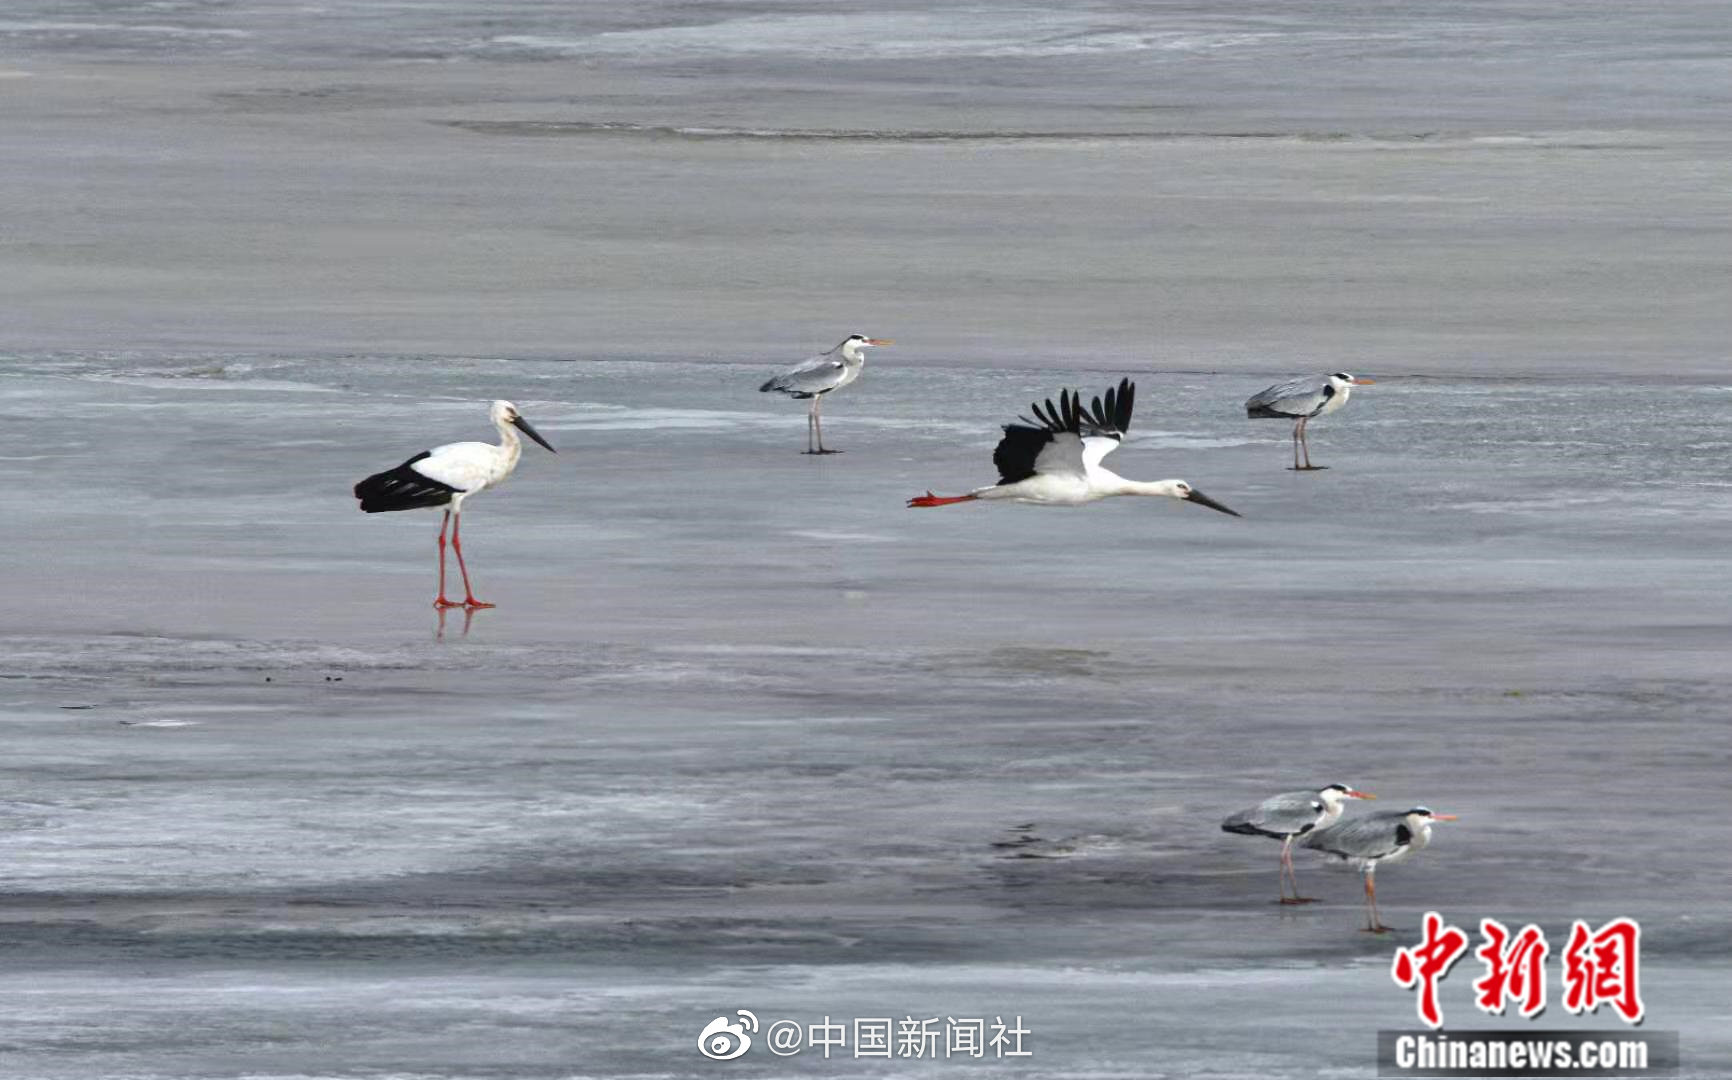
{"left": 494, "top": 416, "right": 524, "bottom": 463}
{"left": 1099, "top": 474, "right": 1187, "bottom": 499}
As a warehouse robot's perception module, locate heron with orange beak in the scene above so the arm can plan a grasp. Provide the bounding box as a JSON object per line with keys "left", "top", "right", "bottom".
{"left": 1245, "top": 371, "right": 1376, "bottom": 470}
{"left": 1222, "top": 783, "right": 1376, "bottom": 904}
{"left": 759, "top": 333, "right": 893, "bottom": 454}
{"left": 1302, "top": 806, "right": 1458, "bottom": 932}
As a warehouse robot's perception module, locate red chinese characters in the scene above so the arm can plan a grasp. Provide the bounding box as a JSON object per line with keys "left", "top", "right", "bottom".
{"left": 1391, "top": 912, "right": 1646, "bottom": 1028}
{"left": 1391, "top": 911, "right": 1470, "bottom": 1028}
{"left": 1561, "top": 917, "right": 1645, "bottom": 1024}
{"left": 1473, "top": 917, "right": 1550, "bottom": 1018}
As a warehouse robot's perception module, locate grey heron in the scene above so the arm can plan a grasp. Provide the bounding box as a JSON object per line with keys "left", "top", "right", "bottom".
{"left": 1222, "top": 783, "right": 1376, "bottom": 904}
{"left": 908, "top": 378, "right": 1240, "bottom": 515}
{"left": 759, "top": 333, "right": 892, "bottom": 454}
{"left": 1301, "top": 806, "right": 1457, "bottom": 932}
{"left": 1245, "top": 371, "right": 1375, "bottom": 470}
{"left": 354, "top": 400, "right": 556, "bottom": 609}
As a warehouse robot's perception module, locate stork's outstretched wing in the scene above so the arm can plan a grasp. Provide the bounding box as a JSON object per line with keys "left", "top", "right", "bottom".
{"left": 1079, "top": 377, "right": 1135, "bottom": 469}
{"left": 994, "top": 388, "right": 1082, "bottom": 483}
{"left": 992, "top": 379, "right": 1137, "bottom": 483}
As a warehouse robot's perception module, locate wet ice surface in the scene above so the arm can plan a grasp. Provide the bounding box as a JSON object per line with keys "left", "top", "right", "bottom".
{"left": 4, "top": 0, "right": 1732, "bottom": 1073}
{"left": 1, "top": 356, "right": 1729, "bottom": 1077}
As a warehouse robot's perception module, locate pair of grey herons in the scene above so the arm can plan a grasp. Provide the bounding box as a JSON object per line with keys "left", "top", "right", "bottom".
{"left": 1223, "top": 784, "right": 1457, "bottom": 933}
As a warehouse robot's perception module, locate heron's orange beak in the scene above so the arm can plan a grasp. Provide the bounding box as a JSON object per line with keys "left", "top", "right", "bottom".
{"left": 1347, "top": 790, "right": 1376, "bottom": 800}
{"left": 1350, "top": 377, "right": 1376, "bottom": 385}
{"left": 866, "top": 338, "right": 894, "bottom": 346}
{"left": 1433, "top": 813, "right": 1458, "bottom": 821}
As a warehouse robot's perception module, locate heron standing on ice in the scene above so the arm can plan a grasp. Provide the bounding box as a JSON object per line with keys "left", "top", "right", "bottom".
{"left": 354, "top": 399, "right": 556, "bottom": 609}
{"left": 1301, "top": 806, "right": 1456, "bottom": 932}
{"left": 1222, "top": 783, "right": 1376, "bottom": 904}
{"left": 908, "top": 378, "right": 1240, "bottom": 515}
{"left": 759, "top": 333, "right": 892, "bottom": 454}
{"left": 1245, "top": 372, "right": 1374, "bottom": 470}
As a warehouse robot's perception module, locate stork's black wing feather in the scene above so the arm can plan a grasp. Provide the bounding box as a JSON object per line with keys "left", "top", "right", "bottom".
{"left": 1084, "top": 377, "right": 1136, "bottom": 436}
{"left": 354, "top": 451, "right": 459, "bottom": 513}
{"left": 990, "top": 380, "right": 1137, "bottom": 484}
{"left": 992, "top": 424, "right": 1056, "bottom": 484}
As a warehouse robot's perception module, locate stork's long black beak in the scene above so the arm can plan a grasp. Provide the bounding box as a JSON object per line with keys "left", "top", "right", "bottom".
{"left": 1185, "top": 488, "right": 1240, "bottom": 517}
{"left": 512, "top": 415, "right": 557, "bottom": 453}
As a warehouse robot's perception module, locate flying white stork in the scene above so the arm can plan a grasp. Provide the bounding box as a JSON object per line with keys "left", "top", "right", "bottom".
{"left": 759, "top": 333, "right": 892, "bottom": 454}
{"left": 907, "top": 378, "right": 1241, "bottom": 515}
{"left": 354, "top": 399, "right": 556, "bottom": 609}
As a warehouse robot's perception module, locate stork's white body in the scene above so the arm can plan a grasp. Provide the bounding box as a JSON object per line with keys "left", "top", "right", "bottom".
{"left": 971, "top": 452, "right": 1190, "bottom": 507}
{"left": 414, "top": 430, "right": 526, "bottom": 509}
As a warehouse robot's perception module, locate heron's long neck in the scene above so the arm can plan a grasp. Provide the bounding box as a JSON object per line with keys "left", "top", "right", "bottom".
{"left": 839, "top": 342, "right": 865, "bottom": 364}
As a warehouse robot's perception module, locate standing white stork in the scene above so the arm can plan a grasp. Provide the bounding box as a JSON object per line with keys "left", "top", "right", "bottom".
{"left": 354, "top": 399, "right": 556, "bottom": 609}
{"left": 1222, "top": 783, "right": 1376, "bottom": 904}
{"left": 907, "top": 378, "right": 1241, "bottom": 515}
{"left": 1301, "top": 806, "right": 1457, "bottom": 932}
{"left": 759, "top": 333, "right": 892, "bottom": 454}
{"left": 1245, "top": 371, "right": 1375, "bottom": 470}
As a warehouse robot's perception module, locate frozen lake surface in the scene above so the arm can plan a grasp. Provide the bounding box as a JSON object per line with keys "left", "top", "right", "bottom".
{"left": 1, "top": 355, "right": 1729, "bottom": 1077}
{"left": 2, "top": 0, "right": 1729, "bottom": 1074}
{"left": 2, "top": 1, "right": 1729, "bottom": 373}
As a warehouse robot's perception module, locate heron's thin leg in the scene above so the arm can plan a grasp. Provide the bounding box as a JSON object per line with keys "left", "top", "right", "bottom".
{"left": 433, "top": 510, "right": 458, "bottom": 609}
{"left": 1292, "top": 419, "right": 1303, "bottom": 470}
{"left": 806, "top": 399, "right": 817, "bottom": 453}
{"left": 1301, "top": 417, "right": 1314, "bottom": 469}
{"left": 1362, "top": 870, "right": 1388, "bottom": 933}
{"left": 1282, "top": 839, "right": 1316, "bottom": 903}
{"left": 450, "top": 512, "right": 494, "bottom": 609}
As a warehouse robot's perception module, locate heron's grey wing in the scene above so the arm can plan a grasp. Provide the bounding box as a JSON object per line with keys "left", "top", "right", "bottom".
{"left": 1258, "top": 791, "right": 1329, "bottom": 834}
{"left": 760, "top": 353, "right": 846, "bottom": 396}
{"left": 1222, "top": 790, "right": 1323, "bottom": 836}
{"left": 1246, "top": 374, "right": 1331, "bottom": 417}
{"left": 1301, "top": 812, "right": 1405, "bottom": 859}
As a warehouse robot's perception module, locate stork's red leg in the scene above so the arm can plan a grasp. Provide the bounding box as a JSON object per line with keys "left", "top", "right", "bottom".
{"left": 907, "top": 491, "right": 978, "bottom": 508}
{"left": 433, "top": 510, "right": 460, "bottom": 609}
{"left": 450, "top": 512, "right": 494, "bottom": 609}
